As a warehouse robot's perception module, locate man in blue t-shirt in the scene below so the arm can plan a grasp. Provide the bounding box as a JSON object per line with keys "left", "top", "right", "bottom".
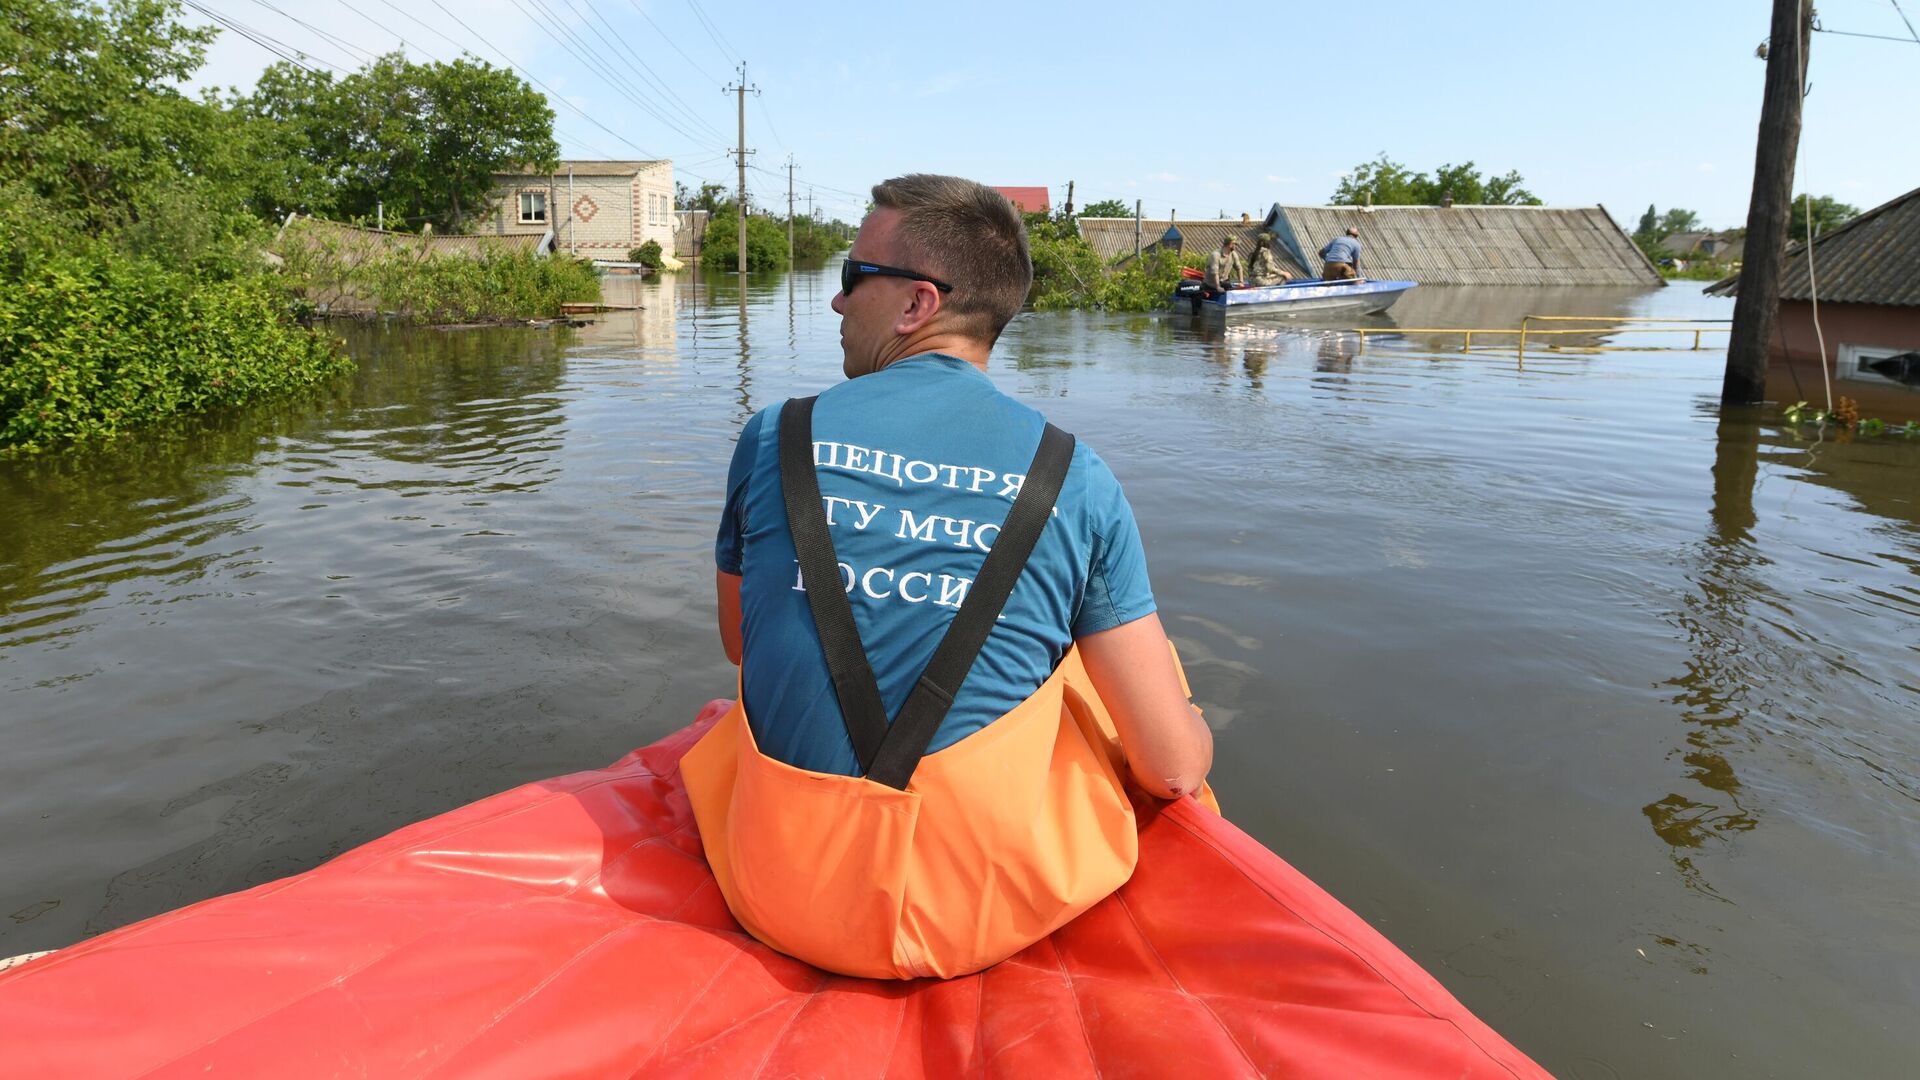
{"left": 714, "top": 174, "right": 1211, "bottom": 799}
{"left": 1319, "top": 227, "right": 1363, "bottom": 280}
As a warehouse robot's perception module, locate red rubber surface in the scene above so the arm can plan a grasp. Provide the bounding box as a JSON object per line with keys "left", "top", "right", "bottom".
{"left": 0, "top": 703, "right": 1547, "bottom": 1077}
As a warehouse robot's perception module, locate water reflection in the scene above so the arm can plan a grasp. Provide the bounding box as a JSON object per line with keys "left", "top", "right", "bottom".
{"left": 1643, "top": 410, "right": 1766, "bottom": 899}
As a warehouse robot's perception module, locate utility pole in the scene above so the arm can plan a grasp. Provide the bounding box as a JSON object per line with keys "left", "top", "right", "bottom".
{"left": 1724, "top": 0, "right": 1812, "bottom": 405}
{"left": 786, "top": 155, "right": 797, "bottom": 269}
{"left": 1064, "top": 180, "right": 1074, "bottom": 218}
{"left": 1134, "top": 199, "right": 1142, "bottom": 259}
{"left": 723, "top": 64, "right": 758, "bottom": 276}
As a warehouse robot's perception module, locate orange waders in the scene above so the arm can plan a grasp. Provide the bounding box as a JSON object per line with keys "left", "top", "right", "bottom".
{"left": 683, "top": 397, "right": 1138, "bottom": 980}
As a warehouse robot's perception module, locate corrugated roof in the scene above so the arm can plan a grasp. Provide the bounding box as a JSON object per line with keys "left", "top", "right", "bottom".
{"left": 498, "top": 160, "right": 669, "bottom": 177}
{"left": 1080, "top": 205, "right": 1659, "bottom": 285}
{"left": 275, "top": 217, "right": 553, "bottom": 260}
{"left": 1705, "top": 185, "right": 1920, "bottom": 306}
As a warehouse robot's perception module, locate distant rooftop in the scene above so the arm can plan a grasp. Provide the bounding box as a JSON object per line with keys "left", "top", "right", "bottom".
{"left": 994, "top": 186, "right": 1050, "bottom": 214}
{"left": 1077, "top": 204, "right": 1661, "bottom": 286}
{"left": 498, "top": 160, "right": 670, "bottom": 177}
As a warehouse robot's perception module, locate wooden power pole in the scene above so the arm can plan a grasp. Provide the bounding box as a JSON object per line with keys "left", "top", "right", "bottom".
{"left": 1064, "top": 180, "right": 1074, "bottom": 218}
{"left": 724, "top": 64, "right": 758, "bottom": 276}
{"left": 786, "top": 156, "right": 797, "bottom": 269}
{"left": 1723, "top": 0, "right": 1812, "bottom": 405}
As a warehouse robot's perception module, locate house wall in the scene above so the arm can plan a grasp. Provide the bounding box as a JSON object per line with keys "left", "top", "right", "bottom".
{"left": 488, "top": 165, "right": 676, "bottom": 260}
{"left": 1769, "top": 300, "right": 1920, "bottom": 420}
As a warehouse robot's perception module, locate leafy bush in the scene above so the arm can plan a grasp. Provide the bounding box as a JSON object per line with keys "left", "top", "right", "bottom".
{"left": 1025, "top": 212, "right": 1192, "bottom": 312}
{"left": 700, "top": 209, "right": 790, "bottom": 271}
{"left": 629, "top": 239, "right": 663, "bottom": 268}
{"left": 277, "top": 222, "right": 601, "bottom": 322}
{"left": 0, "top": 247, "right": 350, "bottom": 455}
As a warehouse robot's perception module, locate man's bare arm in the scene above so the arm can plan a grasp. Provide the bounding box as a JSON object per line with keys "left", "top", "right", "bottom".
{"left": 1077, "top": 613, "right": 1213, "bottom": 800}
{"left": 717, "top": 570, "right": 743, "bottom": 666}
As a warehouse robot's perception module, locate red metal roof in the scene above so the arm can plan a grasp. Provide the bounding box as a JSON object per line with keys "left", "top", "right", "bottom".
{"left": 994, "top": 186, "right": 1050, "bottom": 214}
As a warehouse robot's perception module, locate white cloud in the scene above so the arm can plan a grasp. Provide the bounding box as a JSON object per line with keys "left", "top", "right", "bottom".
{"left": 1696, "top": 163, "right": 1715, "bottom": 173}
{"left": 1264, "top": 174, "right": 1298, "bottom": 184}
{"left": 1148, "top": 171, "right": 1182, "bottom": 183}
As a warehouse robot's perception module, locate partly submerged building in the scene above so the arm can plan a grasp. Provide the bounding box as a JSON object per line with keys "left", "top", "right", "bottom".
{"left": 1078, "top": 203, "right": 1661, "bottom": 286}
{"left": 1708, "top": 184, "right": 1920, "bottom": 418}
{"left": 488, "top": 160, "right": 676, "bottom": 263}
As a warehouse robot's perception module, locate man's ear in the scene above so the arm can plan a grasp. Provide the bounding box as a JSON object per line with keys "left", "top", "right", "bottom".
{"left": 891, "top": 281, "right": 944, "bottom": 336}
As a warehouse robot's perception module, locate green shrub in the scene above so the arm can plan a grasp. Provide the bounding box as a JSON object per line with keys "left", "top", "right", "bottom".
{"left": 277, "top": 223, "right": 601, "bottom": 322}
{"left": 0, "top": 248, "right": 351, "bottom": 455}
{"left": 1026, "top": 212, "right": 1192, "bottom": 312}
{"left": 628, "top": 239, "right": 663, "bottom": 268}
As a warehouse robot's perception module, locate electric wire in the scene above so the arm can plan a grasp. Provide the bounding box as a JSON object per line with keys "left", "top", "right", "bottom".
{"left": 1813, "top": 25, "right": 1920, "bottom": 42}
{"left": 623, "top": 0, "right": 722, "bottom": 84}
{"left": 182, "top": 1, "right": 344, "bottom": 74}
{"left": 683, "top": 0, "right": 739, "bottom": 65}
{"left": 240, "top": 0, "right": 379, "bottom": 64}
{"left": 1888, "top": 0, "right": 1920, "bottom": 42}
{"left": 554, "top": 0, "right": 723, "bottom": 140}
{"left": 510, "top": 0, "right": 712, "bottom": 146}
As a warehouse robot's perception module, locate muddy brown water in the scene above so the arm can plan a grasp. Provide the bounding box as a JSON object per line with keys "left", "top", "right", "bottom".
{"left": 3, "top": 270, "right": 1916, "bottom": 1078}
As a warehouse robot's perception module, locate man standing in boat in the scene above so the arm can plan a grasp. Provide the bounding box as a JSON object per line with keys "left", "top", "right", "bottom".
{"left": 1247, "top": 234, "right": 1293, "bottom": 286}
{"left": 692, "top": 174, "right": 1214, "bottom": 980}
{"left": 1203, "top": 234, "right": 1246, "bottom": 297}
{"left": 1320, "top": 226, "right": 1363, "bottom": 280}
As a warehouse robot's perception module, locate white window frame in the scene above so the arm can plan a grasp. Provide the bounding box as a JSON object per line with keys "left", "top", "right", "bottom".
{"left": 518, "top": 190, "right": 547, "bottom": 224}
{"left": 1838, "top": 342, "right": 1920, "bottom": 388}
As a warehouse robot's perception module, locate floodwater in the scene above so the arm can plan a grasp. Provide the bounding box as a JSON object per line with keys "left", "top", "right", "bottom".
{"left": 3, "top": 269, "right": 1917, "bottom": 1078}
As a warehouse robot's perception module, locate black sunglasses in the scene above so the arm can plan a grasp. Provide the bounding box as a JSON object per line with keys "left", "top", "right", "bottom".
{"left": 841, "top": 259, "right": 954, "bottom": 296}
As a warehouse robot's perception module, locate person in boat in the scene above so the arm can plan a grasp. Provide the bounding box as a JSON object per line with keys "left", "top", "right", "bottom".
{"left": 1247, "top": 234, "right": 1293, "bottom": 286}
{"left": 1319, "top": 227, "right": 1362, "bottom": 280}
{"left": 692, "top": 173, "right": 1214, "bottom": 980}
{"left": 1203, "top": 234, "right": 1245, "bottom": 296}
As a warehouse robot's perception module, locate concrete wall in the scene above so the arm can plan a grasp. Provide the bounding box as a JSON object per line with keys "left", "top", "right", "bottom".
{"left": 489, "top": 164, "right": 675, "bottom": 261}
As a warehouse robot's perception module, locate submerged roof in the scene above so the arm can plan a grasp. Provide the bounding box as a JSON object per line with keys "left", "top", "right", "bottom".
{"left": 1706, "top": 185, "right": 1920, "bottom": 307}
{"left": 1079, "top": 204, "right": 1662, "bottom": 286}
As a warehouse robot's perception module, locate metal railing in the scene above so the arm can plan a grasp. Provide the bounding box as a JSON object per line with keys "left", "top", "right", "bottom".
{"left": 1346, "top": 315, "right": 1732, "bottom": 362}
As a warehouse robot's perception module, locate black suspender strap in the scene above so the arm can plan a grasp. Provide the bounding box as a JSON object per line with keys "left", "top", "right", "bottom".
{"left": 777, "top": 395, "right": 1077, "bottom": 790}
{"left": 864, "top": 421, "right": 1074, "bottom": 789}
{"left": 778, "top": 396, "right": 889, "bottom": 773}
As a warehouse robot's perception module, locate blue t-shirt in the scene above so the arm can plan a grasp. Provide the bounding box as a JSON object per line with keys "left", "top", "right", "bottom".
{"left": 1320, "top": 235, "right": 1361, "bottom": 265}
{"left": 715, "top": 353, "right": 1156, "bottom": 776}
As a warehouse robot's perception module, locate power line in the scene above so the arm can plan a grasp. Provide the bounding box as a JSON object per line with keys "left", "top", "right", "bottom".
{"left": 424, "top": 0, "right": 665, "bottom": 161}
{"left": 183, "top": 1, "right": 344, "bottom": 74}
{"left": 1813, "top": 24, "right": 1920, "bottom": 42}
{"left": 684, "top": 0, "right": 738, "bottom": 65}
{"left": 240, "top": 0, "right": 379, "bottom": 65}
{"left": 1890, "top": 0, "right": 1920, "bottom": 43}
{"left": 623, "top": 0, "right": 721, "bottom": 84}
{"left": 552, "top": 0, "right": 721, "bottom": 140}
{"left": 509, "top": 0, "right": 712, "bottom": 146}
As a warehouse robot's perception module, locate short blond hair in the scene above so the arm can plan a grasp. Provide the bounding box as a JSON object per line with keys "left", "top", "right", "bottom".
{"left": 870, "top": 174, "right": 1031, "bottom": 342}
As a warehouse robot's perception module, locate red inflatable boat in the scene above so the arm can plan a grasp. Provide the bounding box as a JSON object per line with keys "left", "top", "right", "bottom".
{"left": 1, "top": 702, "right": 1547, "bottom": 1077}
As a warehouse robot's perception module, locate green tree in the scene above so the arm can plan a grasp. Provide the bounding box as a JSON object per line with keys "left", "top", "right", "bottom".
{"left": 700, "top": 203, "right": 788, "bottom": 270}
{"left": 0, "top": 0, "right": 225, "bottom": 234}
{"left": 1079, "top": 199, "right": 1131, "bottom": 218}
{"left": 1636, "top": 204, "right": 1658, "bottom": 240}
{"left": 1332, "top": 155, "right": 1428, "bottom": 205}
{"left": 1657, "top": 208, "right": 1700, "bottom": 236}
{"left": 1332, "top": 155, "right": 1540, "bottom": 206}
{"left": 1789, "top": 194, "right": 1859, "bottom": 239}
{"left": 238, "top": 52, "right": 557, "bottom": 231}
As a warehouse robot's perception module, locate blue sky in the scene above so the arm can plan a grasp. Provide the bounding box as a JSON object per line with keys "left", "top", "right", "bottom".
{"left": 185, "top": 0, "right": 1920, "bottom": 230}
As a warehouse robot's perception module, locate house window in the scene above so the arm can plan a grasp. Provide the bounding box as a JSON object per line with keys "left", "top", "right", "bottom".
{"left": 1839, "top": 343, "right": 1920, "bottom": 389}
{"left": 518, "top": 191, "right": 547, "bottom": 224}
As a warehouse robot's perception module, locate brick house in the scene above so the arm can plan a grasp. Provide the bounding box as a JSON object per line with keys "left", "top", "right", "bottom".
{"left": 489, "top": 160, "right": 675, "bottom": 262}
